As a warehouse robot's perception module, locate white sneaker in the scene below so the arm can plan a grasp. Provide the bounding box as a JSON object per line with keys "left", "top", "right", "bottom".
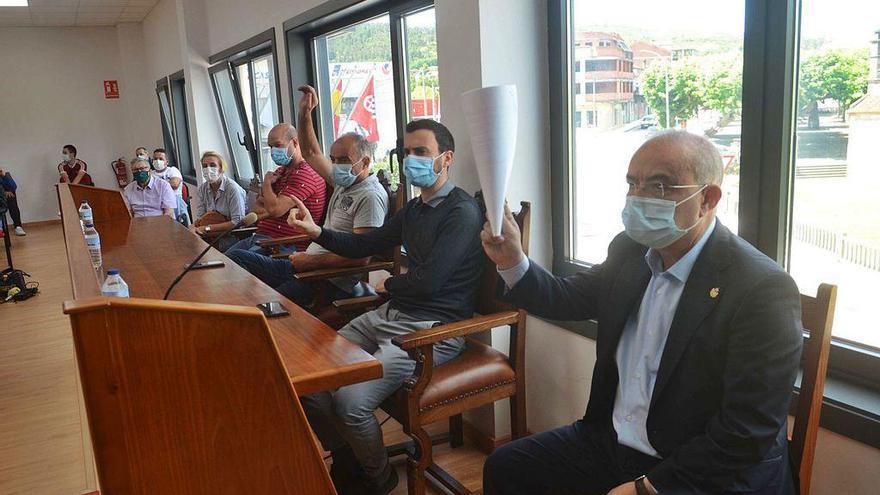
{"left": 14, "top": 226, "right": 26, "bottom": 236}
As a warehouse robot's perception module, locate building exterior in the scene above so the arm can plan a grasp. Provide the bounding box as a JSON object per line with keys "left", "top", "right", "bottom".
{"left": 573, "top": 31, "right": 638, "bottom": 130}
{"left": 845, "top": 29, "right": 880, "bottom": 183}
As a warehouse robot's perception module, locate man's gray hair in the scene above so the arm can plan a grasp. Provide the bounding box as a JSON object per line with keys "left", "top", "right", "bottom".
{"left": 337, "top": 132, "right": 377, "bottom": 160}
{"left": 130, "top": 157, "right": 150, "bottom": 167}
{"left": 645, "top": 130, "right": 724, "bottom": 185}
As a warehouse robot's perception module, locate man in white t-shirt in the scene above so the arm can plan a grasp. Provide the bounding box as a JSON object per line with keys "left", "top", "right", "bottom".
{"left": 151, "top": 148, "right": 190, "bottom": 224}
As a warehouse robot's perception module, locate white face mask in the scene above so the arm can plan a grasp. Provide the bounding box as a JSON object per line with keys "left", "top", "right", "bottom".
{"left": 62, "top": 152, "right": 70, "bottom": 161}
{"left": 202, "top": 165, "right": 221, "bottom": 183}
{"left": 153, "top": 159, "right": 166, "bottom": 171}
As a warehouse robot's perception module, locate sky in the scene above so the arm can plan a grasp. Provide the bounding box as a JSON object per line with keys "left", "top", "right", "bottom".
{"left": 574, "top": 0, "right": 880, "bottom": 48}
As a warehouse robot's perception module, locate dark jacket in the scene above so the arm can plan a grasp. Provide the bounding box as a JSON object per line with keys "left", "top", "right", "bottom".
{"left": 506, "top": 222, "right": 803, "bottom": 494}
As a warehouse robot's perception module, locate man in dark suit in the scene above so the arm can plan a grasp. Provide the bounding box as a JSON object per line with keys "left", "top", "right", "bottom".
{"left": 481, "top": 131, "right": 803, "bottom": 495}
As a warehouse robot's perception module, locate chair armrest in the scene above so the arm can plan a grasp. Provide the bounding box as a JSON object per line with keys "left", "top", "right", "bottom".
{"left": 257, "top": 234, "right": 310, "bottom": 248}
{"left": 293, "top": 261, "right": 395, "bottom": 282}
{"left": 203, "top": 225, "right": 255, "bottom": 239}
{"left": 331, "top": 294, "right": 388, "bottom": 312}
{"left": 392, "top": 311, "right": 522, "bottom": 351}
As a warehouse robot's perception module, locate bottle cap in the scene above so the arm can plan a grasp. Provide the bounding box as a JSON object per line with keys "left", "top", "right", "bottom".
{"left": 107, "top": 269, "right": 120, "bottom": 275}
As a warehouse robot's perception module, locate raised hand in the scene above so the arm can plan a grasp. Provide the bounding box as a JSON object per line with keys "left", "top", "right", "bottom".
{"left": 298, "top": 85, "right": 319, "bottom": 115}
{"left": 287, "top": 195, "right": 321, "bottom": 238}
{"left": 480, "top": 203, "right": 525, "bottom": 270}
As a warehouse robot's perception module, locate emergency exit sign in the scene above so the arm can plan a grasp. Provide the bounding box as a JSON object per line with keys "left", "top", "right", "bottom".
{"left": 104, "top": 80, "right": 120, "bottom": 99}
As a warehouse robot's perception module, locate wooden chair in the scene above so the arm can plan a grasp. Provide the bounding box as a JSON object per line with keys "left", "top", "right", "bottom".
{"left": 790, "top": 283, "right": 837, "bottom": 495}
{"left": 344, "top": 200, "right": 530, "bottom": 495}
{"left": 63, "top": 297, "right": 337, "bottom": 494}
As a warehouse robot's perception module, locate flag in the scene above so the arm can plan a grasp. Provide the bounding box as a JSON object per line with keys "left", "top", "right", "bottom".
{"left": 331, "top": 78, "right": 344, "bottom": 138}
{"left": 347, "top": 76, "right": 379, "bottom": 142}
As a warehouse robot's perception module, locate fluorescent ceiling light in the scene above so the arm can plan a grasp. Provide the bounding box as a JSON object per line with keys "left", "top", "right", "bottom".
{"left": 0, "top": 1, "right": 28, "bottom": 6}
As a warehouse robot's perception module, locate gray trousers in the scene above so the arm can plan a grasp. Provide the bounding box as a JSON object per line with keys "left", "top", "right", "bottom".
{"left": 302, "top": 302, "right": 464, "bottom": 478}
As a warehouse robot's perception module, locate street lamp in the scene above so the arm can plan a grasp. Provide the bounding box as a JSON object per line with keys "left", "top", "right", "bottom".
{"left": 640, "top": 49, "right": 672, "bottom": 128}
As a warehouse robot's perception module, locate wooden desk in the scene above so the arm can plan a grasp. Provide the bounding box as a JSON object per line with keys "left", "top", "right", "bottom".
{"left": 57, "top": 183, "right": 382, "bottom": 395}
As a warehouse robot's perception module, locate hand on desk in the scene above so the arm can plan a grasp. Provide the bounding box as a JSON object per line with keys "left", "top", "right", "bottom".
{"left": 480, "top": 203, "right": 524, "bottom": 270}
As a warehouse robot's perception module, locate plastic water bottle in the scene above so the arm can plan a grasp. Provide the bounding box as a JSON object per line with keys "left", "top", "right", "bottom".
{"left": 83, "top": 223, "right": 102, "bottom": 269}
{"left": 78, "top": 200, "right": 93, "bottom": 224}
{"left": 101, "top": 269, "right": 129, "bottom": 298}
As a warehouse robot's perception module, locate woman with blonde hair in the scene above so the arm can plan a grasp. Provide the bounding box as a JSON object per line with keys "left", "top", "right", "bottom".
{"left": 191, "top": 151, "right": 247, "bottom": 251}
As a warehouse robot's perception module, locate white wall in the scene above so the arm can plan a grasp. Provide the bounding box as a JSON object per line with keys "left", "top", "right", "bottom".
{"left": 0, "top": 27, "right": 128, "bottom": 223}
{"left": 142, "top": 0, "right": 183, "bottom": 82}
{"left": 200, "top": 0, "right": 326, "bottom": 123}
{"left": 116, "top": 22, "right": 163, "bottom": 156}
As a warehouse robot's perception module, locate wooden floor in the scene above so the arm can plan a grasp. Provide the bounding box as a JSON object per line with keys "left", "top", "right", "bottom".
{"left": 0, "top": 223, "right": 487, "bottom": 494}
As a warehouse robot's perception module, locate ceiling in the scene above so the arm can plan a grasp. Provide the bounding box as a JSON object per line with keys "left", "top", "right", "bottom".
{"left": 0, "top": 0, "right": 160, "bottom": 27}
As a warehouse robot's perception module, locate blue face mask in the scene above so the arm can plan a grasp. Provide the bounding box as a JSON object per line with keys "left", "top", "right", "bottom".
{"left": 271, "top": 146, "right": 292, "bottom": 166}
{"left": 331, "top": 158, "right": 363, "bottom": 188}
{"left": 621, "top": 186, "right": 706, "bottom": 248}
{"left": 403, "top": 153, "right": 444, "bottom": 188}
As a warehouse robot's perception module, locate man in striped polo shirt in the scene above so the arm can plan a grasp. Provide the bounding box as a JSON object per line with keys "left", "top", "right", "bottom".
{"left": 225, "top": 123, "right": 326, "bottom": 263}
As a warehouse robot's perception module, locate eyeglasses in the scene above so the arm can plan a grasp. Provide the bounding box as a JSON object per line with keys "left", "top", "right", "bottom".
{"left": 626, "top": 180, "right": 705, "bottom": 199}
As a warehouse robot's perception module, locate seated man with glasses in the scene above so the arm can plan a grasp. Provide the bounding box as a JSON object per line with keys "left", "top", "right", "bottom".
{"left": 225, "top": 86, "right": 389, "bottom": 306}
{"left": 123, "top": 157, "right": 176, "bottom": 218}
{"left": 480, "top": 131, "right": 803, "bottom": 495}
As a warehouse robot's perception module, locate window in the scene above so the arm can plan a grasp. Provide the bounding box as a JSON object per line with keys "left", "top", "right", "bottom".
{"left": 168, "top": 72, "right": 194, "bottom": 180}
{"left": 155, "top": 78, "right": 179, "bottom": 173}
{"left": 285, "top": 0, "right": 438, "bottom": 194}
{"left": 562, "top": 0, "right": 745, "bottom": 265}
{"left": 210, "top": 65, "right": 256, "bottom": 183}
{"left": 404, "top": 7, "right": 440, "bottom": 123}
{"left": 313, "top": 15, "right": 398, "bottom": 169}
{"left": 550, "top": 0, "right": 880, "bottom": 439}
{"left": 789, "top": 0, "right": 880, "bottom": 350}
{"left": 209, "top": 29, "right": 283, "bottom": 185}
{"left": 155, "top": 73, "right": 193, "bottom": 181}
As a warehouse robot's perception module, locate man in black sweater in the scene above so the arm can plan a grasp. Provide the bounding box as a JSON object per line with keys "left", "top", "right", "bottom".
{"left": 288, "top": 119, "right": 485, "bottom": 495}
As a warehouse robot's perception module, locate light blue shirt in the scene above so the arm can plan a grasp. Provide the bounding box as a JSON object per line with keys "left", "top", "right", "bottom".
{"left": 498, "top": 219, "right": 717, "bottom": 457}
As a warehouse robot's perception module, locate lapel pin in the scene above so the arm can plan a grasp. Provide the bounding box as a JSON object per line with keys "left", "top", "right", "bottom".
{"left": 709, "top": 287, "right": 720, "bottom": 299}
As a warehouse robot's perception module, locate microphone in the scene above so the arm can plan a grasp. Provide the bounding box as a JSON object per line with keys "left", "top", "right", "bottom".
{"left": 163, "top": 212, "right": 259, "bottom": 300}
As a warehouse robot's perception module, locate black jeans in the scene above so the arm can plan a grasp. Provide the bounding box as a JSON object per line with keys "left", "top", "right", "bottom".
{"left": 483, "top": 420, "right": 661, "bottom": 495}
{"left": 3, "top": 193, "right": 21, "bottom": 227}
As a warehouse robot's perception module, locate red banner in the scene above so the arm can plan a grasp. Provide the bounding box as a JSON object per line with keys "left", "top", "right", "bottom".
{"left": 347, "top": 76, "right": 379, "bottom": 142}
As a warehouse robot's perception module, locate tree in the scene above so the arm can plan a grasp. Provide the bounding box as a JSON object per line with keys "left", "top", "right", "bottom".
{"left": 702, "top": 61, "right": 743, "bottom": 118}
{"left": 797, "top": 49, "right": 870, "bottom": 128}
{"left": 640, "top": 60, "right": 704, "bottom": 128}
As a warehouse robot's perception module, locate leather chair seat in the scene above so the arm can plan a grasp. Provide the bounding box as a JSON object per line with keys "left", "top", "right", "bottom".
{"left": 383, "top": 340, "right": 516, "bottom": 418}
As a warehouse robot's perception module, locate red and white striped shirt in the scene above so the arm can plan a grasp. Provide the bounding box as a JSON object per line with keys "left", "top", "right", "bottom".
{"left": 256, "top": 160, "right": 326, "bottom": 250}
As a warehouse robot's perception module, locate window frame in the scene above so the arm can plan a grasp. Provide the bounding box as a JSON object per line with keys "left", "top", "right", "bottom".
{"left": 155, "top": 76, "right": 180, "bottom": 176}
{"left": 155, "top": 71, "right": 196, "bottom": 183}
{"left": 548, "top": 0, "right": 880, "bottom": 446}
{"left": 209, "top": 28, "right": 284, "bottom": 186}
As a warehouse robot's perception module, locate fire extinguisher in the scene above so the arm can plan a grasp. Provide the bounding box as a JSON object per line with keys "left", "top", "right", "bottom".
{"left": 111, "top": 157, "right": 129, "bottom": 188}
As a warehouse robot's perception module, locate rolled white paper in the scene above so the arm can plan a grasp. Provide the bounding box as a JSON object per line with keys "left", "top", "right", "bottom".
{"left": 462, "top": 85, "right": 518, "bottom": 237}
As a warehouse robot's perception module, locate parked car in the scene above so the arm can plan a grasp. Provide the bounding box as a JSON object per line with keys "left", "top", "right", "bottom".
{"left": 639, "top": 114, "right": 657, "bottom": 129}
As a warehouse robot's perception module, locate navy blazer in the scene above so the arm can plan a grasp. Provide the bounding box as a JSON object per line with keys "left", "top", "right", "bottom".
{"left": 506, "top": 222, "right": 803, "bottom": 494}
